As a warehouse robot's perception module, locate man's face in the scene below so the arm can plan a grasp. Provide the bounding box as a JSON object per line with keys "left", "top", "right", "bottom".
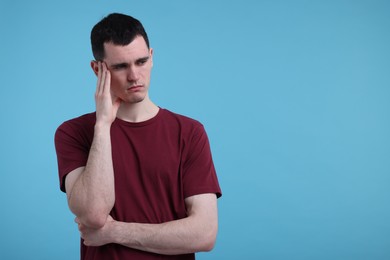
{"left": 101, "top": 36, "right": 153, "bottom": 104}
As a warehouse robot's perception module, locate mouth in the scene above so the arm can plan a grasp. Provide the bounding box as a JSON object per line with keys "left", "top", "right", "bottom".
{"left": 127, "top": 85, "right": 143, "bottom": 92}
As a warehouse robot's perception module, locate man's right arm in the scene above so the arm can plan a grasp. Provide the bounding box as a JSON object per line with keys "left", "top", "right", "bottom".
{"left": 65, "top": 62, "right": 120, "bottom": 229}
{"left": 65, "top": 123, "right": 115, "bottom": 229}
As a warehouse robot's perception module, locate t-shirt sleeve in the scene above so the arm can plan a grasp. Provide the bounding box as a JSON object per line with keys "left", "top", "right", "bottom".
{"left": 182, "top": 124, "right": 222, "bottom": 199}
{"left": 54, "top": 121, "right": 90, "bottom": 193}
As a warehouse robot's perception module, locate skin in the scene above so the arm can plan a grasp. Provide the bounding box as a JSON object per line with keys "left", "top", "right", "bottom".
{"left": 65, "top": 36, "right": 219, "bottom": 254}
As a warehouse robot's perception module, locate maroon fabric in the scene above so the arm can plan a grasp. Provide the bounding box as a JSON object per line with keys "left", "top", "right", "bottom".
{"left": 54, "top": 108, "right": 221, "bottom": 260}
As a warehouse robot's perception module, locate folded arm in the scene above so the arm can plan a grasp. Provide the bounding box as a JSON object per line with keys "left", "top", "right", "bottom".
{"left": 77, "top": 193, "right": 219, "bottom": 255}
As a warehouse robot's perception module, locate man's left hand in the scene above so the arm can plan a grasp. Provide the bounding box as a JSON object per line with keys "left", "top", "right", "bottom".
{"left": 76, "top": 215, "right": 116, "bottom": 246}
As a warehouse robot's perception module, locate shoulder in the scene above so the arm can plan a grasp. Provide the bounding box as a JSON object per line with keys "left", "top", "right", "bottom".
{"left": 159, "top": 109, "right": 209, "bottom": 143}
{"left": 57, "top": 112, "right": 96, "bottom": 130}
{"left": 160, "top": 108, "right": 204, "bottom": 129}
{"left": 55, "top": 112, "right": 96, "bottom": 140}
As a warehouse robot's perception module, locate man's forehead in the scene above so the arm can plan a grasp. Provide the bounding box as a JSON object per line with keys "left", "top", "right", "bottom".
{"left": 103, "top": 39, "right": 150, "bottom": 63}
{"left": 104, "top": 36, "right": 148, "bottom": 52}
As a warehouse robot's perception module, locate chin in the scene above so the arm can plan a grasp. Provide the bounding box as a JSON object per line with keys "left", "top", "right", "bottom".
{"left": 125, "top": 95, "right": 147, "bottom": 104}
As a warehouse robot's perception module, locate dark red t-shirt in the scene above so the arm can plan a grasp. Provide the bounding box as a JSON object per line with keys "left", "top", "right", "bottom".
{"left": 54, "top": 108, "right": 222, "bottom": 260}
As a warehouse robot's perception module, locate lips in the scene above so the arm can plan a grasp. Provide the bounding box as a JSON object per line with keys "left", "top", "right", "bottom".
{"left": 127, "top": 85, "right": 143, "bottom": 92}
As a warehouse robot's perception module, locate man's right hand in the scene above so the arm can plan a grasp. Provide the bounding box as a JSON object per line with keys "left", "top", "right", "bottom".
{"left": 95, "top": 61, "right": 121, "bottom": 127}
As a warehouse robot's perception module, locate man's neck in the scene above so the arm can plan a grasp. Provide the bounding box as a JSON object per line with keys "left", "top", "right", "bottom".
{"left": 116, "top": 98, "right": 159, "bottom": 123}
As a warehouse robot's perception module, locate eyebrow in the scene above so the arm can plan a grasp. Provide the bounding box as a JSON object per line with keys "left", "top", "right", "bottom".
{"left": 109, "top": 62, "right": 128, "bottom": 69}
{"left": 109, "top": 56, "right": 150, "bottom": 69}
{"left": 137, "top": 56, "right": 150, "bottom": 63}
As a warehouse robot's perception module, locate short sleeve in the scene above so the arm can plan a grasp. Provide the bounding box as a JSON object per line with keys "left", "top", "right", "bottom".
{"left": 182, "top": 124, "right": 222, "bottom": 199}
{"left": 54, "top": 118, "right": 93, "bottom": 192}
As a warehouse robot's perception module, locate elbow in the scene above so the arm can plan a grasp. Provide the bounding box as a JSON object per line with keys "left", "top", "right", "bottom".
{"left": 197, "top": 226, "right": 218, "bottom": 252}
{"left": 75, "top": 210, "right": 109, "bottom": 229}
{"left": 201, "top": 234, "right": 217, "bottom": 252}
{"left": 69, "top": 200, "right": 113, "bottom": 229}
{"left": 83, "top": 214, "right": 107, "bottom": 229}
{"left": 200, "top": 241, "right": 215, "bottom": 252}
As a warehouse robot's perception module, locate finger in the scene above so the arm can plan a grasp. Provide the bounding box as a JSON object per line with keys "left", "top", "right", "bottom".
{"left": 112, "top": 96, "right": 122, "bottom": 111}
{"left": 95, "top": 62, "right": 103, "bottom": 96}
{"left": 102, "top": 63, "right": 110, "bottom": 94}
{"left": 99, "top": 62, "right": 107, "bottom": 96}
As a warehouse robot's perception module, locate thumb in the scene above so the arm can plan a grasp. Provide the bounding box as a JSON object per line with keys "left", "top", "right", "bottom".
{"left": 113, "top": 97, "right": 122, "bottom": 110}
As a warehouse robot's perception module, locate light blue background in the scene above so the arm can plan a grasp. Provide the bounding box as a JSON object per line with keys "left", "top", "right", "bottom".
{"left": 1, "top": 0, "right": 389, "bottom": 259}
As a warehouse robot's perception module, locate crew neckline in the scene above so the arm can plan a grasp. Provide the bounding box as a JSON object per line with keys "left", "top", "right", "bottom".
{"left": 114, "top": 107, "right": 163, "bottom": 127}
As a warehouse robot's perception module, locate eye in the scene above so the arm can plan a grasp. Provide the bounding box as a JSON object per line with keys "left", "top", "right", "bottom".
{"left": 136, "top": 57, "right": 149, "bottom": 66}
{"left": 112, "top": 63, "right": 128, "bottom": 70}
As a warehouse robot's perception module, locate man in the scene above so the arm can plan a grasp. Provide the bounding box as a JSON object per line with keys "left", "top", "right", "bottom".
{"left": 54, "top": 13, "right": 222, "bottom": 260}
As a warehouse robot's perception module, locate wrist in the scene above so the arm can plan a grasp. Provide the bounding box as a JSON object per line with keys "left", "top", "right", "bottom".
{"left": 94, "top": 122, "right": 111, "bottom": 133}
{"left": 110, "top": 220, "right": 126, "bottom": 245}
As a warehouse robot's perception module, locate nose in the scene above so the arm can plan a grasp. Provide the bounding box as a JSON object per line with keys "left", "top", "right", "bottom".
{"left": 127, "top": 66, "right": 139, "bottom": 82}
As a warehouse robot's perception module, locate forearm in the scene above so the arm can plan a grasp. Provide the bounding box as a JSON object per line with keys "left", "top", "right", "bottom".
{"left": 68, "top": 124, "right": 115, "bottom": 228}
{"left": 78, "top": 194, "right": 218, "bottom": 255}
{"left": 111, "top": 216, "right": 217, "bottom": 255}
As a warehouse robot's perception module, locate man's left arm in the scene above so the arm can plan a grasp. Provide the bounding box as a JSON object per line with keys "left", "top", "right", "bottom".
{"left": 77, "top": 193, "right": 219, "bottom": 255}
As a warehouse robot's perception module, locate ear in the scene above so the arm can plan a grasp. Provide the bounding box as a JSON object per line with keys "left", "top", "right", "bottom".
{"left": 149, "top": 48, "right": 154, "bottom": 67}
{"left": 90, "top": 60, "right": 99, "bottom": 76}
